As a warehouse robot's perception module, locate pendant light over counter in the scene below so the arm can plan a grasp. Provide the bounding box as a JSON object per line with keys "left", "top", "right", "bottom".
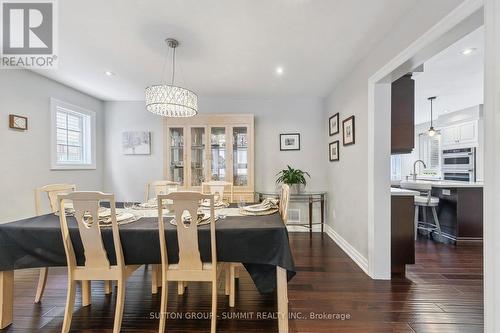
{"left": 145, "top": 38, "right": 198, "bottom": 117}
{"left": 427, "top": 96, "right": 437, "bottom": 137}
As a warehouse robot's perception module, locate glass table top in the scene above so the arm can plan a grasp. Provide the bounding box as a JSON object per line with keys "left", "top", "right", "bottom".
{"left": 256, "top": 190, "right": 327, "bottom": 196}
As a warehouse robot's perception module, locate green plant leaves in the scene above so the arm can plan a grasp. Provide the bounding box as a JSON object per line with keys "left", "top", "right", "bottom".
{"left": 276, "top": 165, "right": 310, "bottom": 185}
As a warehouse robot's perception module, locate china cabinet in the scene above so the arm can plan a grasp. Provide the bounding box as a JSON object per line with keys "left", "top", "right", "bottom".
{"left": 164, "top": 114, "right": 254, "bottom": 202}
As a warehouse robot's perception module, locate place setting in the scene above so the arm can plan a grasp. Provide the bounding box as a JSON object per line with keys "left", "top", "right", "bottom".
{"left": 237, "top": 197, "right": 279, "bottom": 216}
{"left": 55, "top": 202, "right": 141, "bottom": 227}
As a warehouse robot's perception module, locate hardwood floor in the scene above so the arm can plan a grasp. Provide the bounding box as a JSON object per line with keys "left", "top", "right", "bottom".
{"left": 0, "top": 233, "right": 483, "bottom": 332}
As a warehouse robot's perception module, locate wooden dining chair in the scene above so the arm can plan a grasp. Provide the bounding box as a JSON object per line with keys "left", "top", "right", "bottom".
{"left": 145, "top": 180, "right": 179, "bottom": 202}
{"left": 57, "top": 192, "right": 140, "bottom": 333}
{"left": 157, "top": 192, "right": 220, "bottom": 333}
{"left": 147, "top": 181, "right": 179, "bottom": 294}
{"left": 33, "top": 183, "right": 76, "bottom": 303}
{"left": 202, "top": 180, "right": 234, "bottom": 203}
{"left": 225, "top": 184, "right": 290, "bottom": 307}
{"left": 279, "top": 184, "right": 291, "bottom": 224}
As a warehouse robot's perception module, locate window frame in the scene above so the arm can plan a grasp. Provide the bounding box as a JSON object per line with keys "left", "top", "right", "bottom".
{"left": 50, "top": 98, "right": 96, "bottom": 170}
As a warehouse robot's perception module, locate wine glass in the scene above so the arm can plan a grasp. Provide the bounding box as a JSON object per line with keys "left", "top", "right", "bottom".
{"left": 238, "top": 196, "right": 246, "bottom": 209}
{"left": 123, "top": 202, "right": 134, "bottom": 210}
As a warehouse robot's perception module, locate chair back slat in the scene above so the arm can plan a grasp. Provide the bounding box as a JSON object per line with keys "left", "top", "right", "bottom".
{"left": 158, "top": 192, "right": 216, "bottom": 271}
{"left": 58, "top": 192, "right": 124, "bottom": 270}
{"left": 202, "top": 181, "right": 233, "bottom": 203}
{"left": 35, "top": 184, "right": 76, "bottom": 215}
{"left": 145, "top": 181, "right": 178, "bottom": 202}
{"left": 279, "top": 184, "right": 291, "bottom": 224}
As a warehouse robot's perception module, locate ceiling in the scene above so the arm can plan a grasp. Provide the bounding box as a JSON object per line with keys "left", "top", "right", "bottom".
{"left": 413, "top": 26, "right": 484, "bottom": 124}
{"left": 32, "top": 0, "right": 431, "bottom": 101}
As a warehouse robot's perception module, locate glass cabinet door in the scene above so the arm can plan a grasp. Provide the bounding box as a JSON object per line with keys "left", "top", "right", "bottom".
{"left": 191, "top": 127, "right": 205, "bottom": 186}
{"left": 210, "top": 127, "right": 226, "bottom": 181}
{"left": 233, "top": 127, "right": 248, "bottom": 186}
{"left": 169, "top": 128, "right": 184, "bottom": 185}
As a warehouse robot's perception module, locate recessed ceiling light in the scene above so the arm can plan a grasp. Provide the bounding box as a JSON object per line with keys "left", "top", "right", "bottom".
{"left": 105, "top": 71, "right": 115, "bottom": 77}
{"left": 275, "top": 66, "right": 284, "bottom": 75}
{"left": 460, "top": 48, "right": 476, "bottom": 55}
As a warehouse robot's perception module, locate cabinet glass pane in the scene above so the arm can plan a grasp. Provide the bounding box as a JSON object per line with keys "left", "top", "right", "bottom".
{"left": 191, "top": 127, "right": 205, "bottom": 186}
{"left": 233, "top": 127, "right": 248, "bottom": 186}
{"left": 169, "top": 128, "right": 184, "bottom": 185}
{"left": 211, "top": 127, "right": 226, "bottom": 181}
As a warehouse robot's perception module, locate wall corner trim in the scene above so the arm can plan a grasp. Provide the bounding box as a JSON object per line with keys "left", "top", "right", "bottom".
{"left": 324, "top": 224, "right": 370, "bottom": 276}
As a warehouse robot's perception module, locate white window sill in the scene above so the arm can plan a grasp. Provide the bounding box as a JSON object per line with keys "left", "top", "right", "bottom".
{"left": 51, "top": 164, "right": 96, "bottom": 170}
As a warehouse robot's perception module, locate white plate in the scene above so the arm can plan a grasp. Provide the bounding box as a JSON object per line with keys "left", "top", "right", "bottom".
{"left": 243, "top": 204, "right": 272, "bottom": 212}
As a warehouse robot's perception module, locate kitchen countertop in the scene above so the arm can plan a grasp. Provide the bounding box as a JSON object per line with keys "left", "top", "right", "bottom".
{"left": 391, "top": 188, "right": 420, "bottom": 196}
{"left": 399, "top": 180, "right": 484, "bottom": 188}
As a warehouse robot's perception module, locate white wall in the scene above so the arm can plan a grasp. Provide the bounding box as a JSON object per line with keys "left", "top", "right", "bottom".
{"left": 104, "top": 97, "right": 327, "bottom": 204}
{"left": 323, "top": 0, "right": 464, "bottom": 260}
{"left": 0, "top": 70, "right": 105, "bottom": 223}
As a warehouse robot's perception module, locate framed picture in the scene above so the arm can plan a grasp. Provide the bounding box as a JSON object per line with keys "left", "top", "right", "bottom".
{"left": 329, "top": 113, "right": 339, "bottom": 136}
{"left": 122, "top": 131, "right": 151, "bottom": 155}
{"left": 9, "top": 114, "right": 28, "bottom": 130}
{"left": 280, "top": 133, "right": 300, "bottom": 151}
{"left": 342, "top": 115, "right": 355, "bottom": 146}
{"left": 329, "top": 141, "right": 339, "bottom": 161}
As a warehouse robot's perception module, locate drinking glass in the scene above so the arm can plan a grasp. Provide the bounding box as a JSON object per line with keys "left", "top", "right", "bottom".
{"left": 238, "top": 196, "right": 246, "bottom": 209}
{"left": 123, "top": 202, "right": 134, "bottom": 210}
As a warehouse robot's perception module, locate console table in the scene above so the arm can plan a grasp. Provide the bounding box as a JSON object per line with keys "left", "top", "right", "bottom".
{"left": 256, "top": 191, "right": 327, "bottom": 235}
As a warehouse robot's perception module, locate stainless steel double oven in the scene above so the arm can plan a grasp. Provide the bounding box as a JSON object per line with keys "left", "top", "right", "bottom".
{"left": 441, "top": 147, "right": 476, "bottom": 182}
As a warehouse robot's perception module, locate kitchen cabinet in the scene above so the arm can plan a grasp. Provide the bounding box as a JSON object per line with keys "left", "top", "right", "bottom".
{"left": 164, "top": 114, "right": 255, "bottom": 202}
{"left": 430, "top": 186, "right": 483, "bottom": 243}
{"left": 440, "top": 120, "right": 478, "bottom": 147}
{"left": 391, "top": 74, "right": 415, "bottom": 154}
{"left": 391, "top": 195, "right": 415, "bottom": 276}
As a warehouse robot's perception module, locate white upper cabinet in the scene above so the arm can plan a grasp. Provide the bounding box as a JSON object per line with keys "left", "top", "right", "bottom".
{"left": 440, "top": 120, "right": 478, "bottom": 147}
{"left": 457, "top": 121, "right": 477, "bottom": 144}
{"left": 440, "top": 126, "right": 457, "bottom": 146}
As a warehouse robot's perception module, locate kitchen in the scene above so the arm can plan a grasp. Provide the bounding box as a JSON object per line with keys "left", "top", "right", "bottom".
{"left": 390, "top": 26, "right": 484, "bottom": 275}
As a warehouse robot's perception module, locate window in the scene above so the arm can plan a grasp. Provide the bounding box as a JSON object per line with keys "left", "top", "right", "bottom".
{"left": 391, "top": 155, "right": 402, "bottom": 181}
{"left": 51, "top": 98, "right": 96, "bottom": 169}
{"left": 419, "top": 133, "right": 441, "bottom": 171}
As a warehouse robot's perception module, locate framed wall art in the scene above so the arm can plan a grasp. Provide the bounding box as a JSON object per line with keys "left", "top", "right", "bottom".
{"left": 122, "top": 131, "right": 151, "bottom": 155}
{"left": 329, "top": 113, "right": 339, "bottom": 136}
{"left": 280, "top": 133, "right": 300, "bottom": 151}
{"left": 329, "top": 140, "right": 339, "bottom": 161}
{"left": 9, "top": 114, "right": 28, "bottom": 130}
{"left": 342, "top": 115, "right": 355, "bottom": 146}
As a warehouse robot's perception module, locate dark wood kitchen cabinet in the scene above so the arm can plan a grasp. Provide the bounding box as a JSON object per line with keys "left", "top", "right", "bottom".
{"left": 391, "top": 195, "right": 415, "bottom": 276}
{"left": 430, "top": 187, "right": 483, "bottom": 243}
{"left": 391, "top": 74, "right": 415, "bottom": 154}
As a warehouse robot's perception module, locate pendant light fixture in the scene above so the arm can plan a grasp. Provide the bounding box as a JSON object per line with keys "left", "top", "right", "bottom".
{"left": 145, "top": 38, "right": 198, "bottom": 117}
{"left": 427, "top": 96, "right": 437, "bottom": 137}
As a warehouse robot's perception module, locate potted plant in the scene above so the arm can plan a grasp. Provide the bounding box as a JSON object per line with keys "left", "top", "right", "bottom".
{"left": 276, "top": 165, "right": 311, "bottom": 194}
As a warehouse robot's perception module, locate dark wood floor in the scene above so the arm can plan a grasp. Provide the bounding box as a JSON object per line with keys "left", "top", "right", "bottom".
{"left": 1, "top": 233, "right": 483, "bottom": 332}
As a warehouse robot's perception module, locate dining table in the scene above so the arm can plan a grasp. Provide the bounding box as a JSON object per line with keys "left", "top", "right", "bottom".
{"left": 0, "top": 205, "right": 296, "bottom": 333}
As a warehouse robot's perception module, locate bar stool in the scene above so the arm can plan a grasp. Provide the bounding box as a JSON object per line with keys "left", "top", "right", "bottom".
{"left": 400, "top": 182, "right": 442, "bottom": 241}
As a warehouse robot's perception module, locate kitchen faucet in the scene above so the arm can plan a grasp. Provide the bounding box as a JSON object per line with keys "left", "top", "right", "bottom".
{"left": 411, "top": 160, "right": 427, "bottom": 181}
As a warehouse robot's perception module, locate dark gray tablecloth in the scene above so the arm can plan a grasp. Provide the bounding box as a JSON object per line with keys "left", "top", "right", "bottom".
{"left": 0, "top": 211, "right": 295, "bottom": 293}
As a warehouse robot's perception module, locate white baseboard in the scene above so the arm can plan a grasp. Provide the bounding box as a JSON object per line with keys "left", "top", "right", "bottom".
{"left": 286, "top": 224, "right": 322, "bottom": 232}
{"left": 323, "top": 223, "right": 369, "bottom": 276}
